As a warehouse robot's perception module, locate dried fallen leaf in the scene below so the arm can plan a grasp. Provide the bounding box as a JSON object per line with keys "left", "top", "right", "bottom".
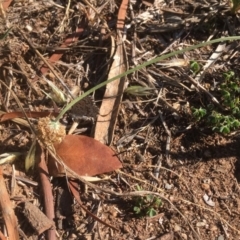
{"left": 0, "top": 111, "right": 58, "bottom": 122}
{"left": 48, "top": 135, "right": 122, "bottom": 177}
{"left": 25, "top": 139, "right": 36, "bottom": 172}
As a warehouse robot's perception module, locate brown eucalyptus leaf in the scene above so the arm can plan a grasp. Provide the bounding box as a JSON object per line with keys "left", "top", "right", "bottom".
{"left": 48, "top": 135, "right": 122, "bottom": 177}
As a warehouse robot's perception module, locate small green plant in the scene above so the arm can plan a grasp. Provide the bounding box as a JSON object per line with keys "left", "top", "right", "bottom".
{"left": 190, "top": 60, "right": 201, "bottom": 74}
{"left": 192, "top": 107, "right": 207, "bottom": 120}
{"left": 192, "top": 71, "right": 240, "bottom": 134}
{"left": 133, "top": 185, "right": 162, "bottom": 217}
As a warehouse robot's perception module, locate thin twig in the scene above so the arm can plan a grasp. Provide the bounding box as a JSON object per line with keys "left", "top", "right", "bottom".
{"left": 58, "top": 0, "right": 71, "bottom": 33}
{"left": 153, "top": 155, "right": 162, "bottom": 179}
{"left": 184, "top": 73, "right": 222, "bottom": 107}
{"left": 159, "top": 110, "right": 172, "bottom": 167}
{"left": 37, "top": 144, "right": 56, "bottom": 240}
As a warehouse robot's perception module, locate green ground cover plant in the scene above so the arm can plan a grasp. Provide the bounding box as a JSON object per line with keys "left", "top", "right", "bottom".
{"left": 133, "top": 185, "right": 162, "bottom": 217}
{"left": 192, "top": 71, "right": 240, "bottom": 134}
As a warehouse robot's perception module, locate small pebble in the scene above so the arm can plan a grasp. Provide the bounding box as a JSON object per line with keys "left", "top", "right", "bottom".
{"left": 201, "top": 183, "right": 210, "bottom": 191}
{"left": 165, "top": 183, "right": 173, "bottom": 190}
{"left": 174, "top": 224, "right": 181, "bottom": 232}
{"left": 217, "top": 235, "right": 224, "bottom": 240}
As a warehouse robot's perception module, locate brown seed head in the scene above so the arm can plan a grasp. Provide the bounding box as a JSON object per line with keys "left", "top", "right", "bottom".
{"left": 37, "top": 117, "right": 66, "bottom": 145}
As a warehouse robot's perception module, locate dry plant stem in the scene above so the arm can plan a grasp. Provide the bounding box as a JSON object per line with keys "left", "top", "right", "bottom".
{"left": 82, "top": 0, "right": 110, "bottom": 32}
{"left": 159, "top": 111, "right": 172, "bottom": 166}
{"left": 183, "top": 73, "right": 221, "bottom": 107}
{"left": 37, "top": 145, "right": 56, "bottom": 240}
{"left": 153, "top": 155, "right": 162, "bottom": 179}
{"left": 122, "top": 165, "right": 197, "bottom": 203}
{"left": 58, "top": 0, "right": 71, "bottom": 32}
{"left": 3, "top": 68, "right": 13, "bottom": 109}
{"left": 0, "top": 167, "right": 19, "bottom": 240}
{"left": 156, "top": 96, "right": 179, "bottom": 114}
{"left": 48, "top": 0, "right": 74, "bottom": 11}
{"left": 18, "top": 29, "right": 74, "bottom": 99}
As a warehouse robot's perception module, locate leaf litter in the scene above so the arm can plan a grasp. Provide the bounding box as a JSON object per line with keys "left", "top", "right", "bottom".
{"left": 0, "top": 0, "right": 240, "bottom": 239}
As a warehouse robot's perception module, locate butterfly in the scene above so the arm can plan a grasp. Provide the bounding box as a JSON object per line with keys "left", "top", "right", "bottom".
{"left": 69, "top": 96, "right": 99, "bottom": 123}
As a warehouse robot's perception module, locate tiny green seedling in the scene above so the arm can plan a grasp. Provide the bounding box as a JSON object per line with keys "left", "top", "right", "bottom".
{"left": 192, "top": 107, "right": 207, "bottom": 120}
{"left": 190, "top": 60, "right": 201, "bottom": 74}
{"left": 133, "top": 185, "right": 162, "bottom": 217}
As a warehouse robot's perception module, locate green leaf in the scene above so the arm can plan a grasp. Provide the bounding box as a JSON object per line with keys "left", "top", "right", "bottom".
{"left": 190, "top": 61, "right": 200, "bottom": 73}
{"left": 133, "top": 206, "right": 141, "bottom": 214}
{"left": 219, "top": 125, "right": 230, "bottom": 134}
{"left": 231, "top": 120, "right": 240, "bottom": 128}
{"left": 147, "top": 208, "right": 157, "bottom": 217}
{"left": 223, "top": 71, "right": 234, "bottom": 81}
{"left": 154, "top": 198, "right": 162, "bottom": 207}
{"left": 222, "top": 90, "right": 231, "bottom": 99}
{"left": 192, "top": 107, "right": 207, "bottom": 120}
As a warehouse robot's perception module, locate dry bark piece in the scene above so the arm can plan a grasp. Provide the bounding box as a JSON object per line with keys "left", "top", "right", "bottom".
{"left": 94, "top": 0, "right": 129, "bottom": 145}
{"left": 48, "top": 135, "right": 122, "bottom": 177}
{"left": 0, "top": 167, "right": 19, "bottom": 240}
{"left": 22, "top": 201, "right": 54, "bottom": 235}
{"left": 94, "top": 33, "right": 128, "bottom": 145}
